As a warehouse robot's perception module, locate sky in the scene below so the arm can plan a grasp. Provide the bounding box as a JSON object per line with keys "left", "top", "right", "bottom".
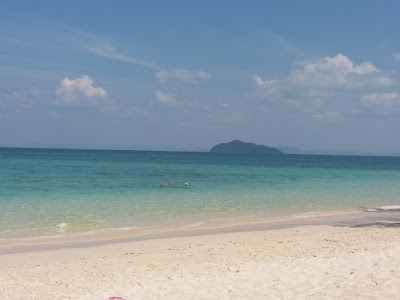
{"left": 1, "top": 1, "right": 400, "bottom": 154}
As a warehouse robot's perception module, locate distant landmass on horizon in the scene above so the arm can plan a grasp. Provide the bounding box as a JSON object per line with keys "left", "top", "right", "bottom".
{"left": 210, "top": 140, "right": 283, "bottom": 154}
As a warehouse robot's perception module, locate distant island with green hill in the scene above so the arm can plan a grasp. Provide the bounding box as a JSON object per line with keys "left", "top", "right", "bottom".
{"left": 210, "top": 140, "right": 283, "bottom": 154}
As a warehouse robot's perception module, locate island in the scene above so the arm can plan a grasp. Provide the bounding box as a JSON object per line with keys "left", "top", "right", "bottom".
{"left": 210, "top": 139, "right": 283, "bottom": 154}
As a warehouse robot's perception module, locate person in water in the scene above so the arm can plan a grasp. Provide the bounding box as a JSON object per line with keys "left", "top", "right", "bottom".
{"left": 185, "top": 182, "right": 189, "bottom": 188}
{"left": 169, "top": 182, "right": 173, "bottom": 186}
{"left": 160, "top": 183, "right": 164, "bottom": 188}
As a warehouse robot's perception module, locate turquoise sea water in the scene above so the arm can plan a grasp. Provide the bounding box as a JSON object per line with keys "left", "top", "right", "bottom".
{"left": 1, "top": 148, "right": 400, "bottom": 238}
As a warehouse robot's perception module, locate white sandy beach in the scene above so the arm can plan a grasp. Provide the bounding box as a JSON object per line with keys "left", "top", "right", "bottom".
{"left": 0, "top": 224, "right": 399, "bottom": 300}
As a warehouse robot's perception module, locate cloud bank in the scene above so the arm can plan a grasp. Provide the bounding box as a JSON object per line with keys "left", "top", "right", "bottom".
{"left": 254, "top": 53, "right": 390, "bottom": 92}
{"left": 252, "top": 53, "right": 395, "bottom": 116}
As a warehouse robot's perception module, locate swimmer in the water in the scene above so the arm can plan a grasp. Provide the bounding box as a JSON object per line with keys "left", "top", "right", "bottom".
{"left": 160, "top": 182, "right": 164, "bottom": 188}
{"left": 185, "top": 182, "right": 189, "bottom": 188}
{"left": 169, "top": 182, "right": 173, "bottom": 186}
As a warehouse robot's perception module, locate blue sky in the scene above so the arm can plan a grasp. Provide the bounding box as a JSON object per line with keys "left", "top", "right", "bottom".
{"left": 1, "top": 1, "right": 400, "bottom": 154}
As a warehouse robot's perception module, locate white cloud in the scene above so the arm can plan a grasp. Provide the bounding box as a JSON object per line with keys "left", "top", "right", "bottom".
{"left": 252, "top": 53, "right": 395, "bottom": 116}
{"left": 356, "top": 92, "right": 400, "bottom": 116}
{"left": 305, "top": 53, "right": 378, "bottom": 75}
{"left": 252, "top": 75, "right": 278, "bottom": 88}
{"left": 56, "top": 75, "right": 108, "bottom": 107}
{"left": 290, "top": 53, "right": 387, "bottom": 89}
{"left": 361, "top": 92, "right": 400, "bottom": 107}
{"left": 155, "top": 68, "right": 211, "bottom": 84}
{"left": 251, "top": 53, "right": 400, "bottom": 119}
{"left": 252, "top": 75, "right": 279, "bottom": 96}
{"left": 155, "top": 90, "right": 177, "bottom": 105}
{"left": 393, "top": 52, "right": 400, "bottom": 62}
{"left": 86, "top": 43, "right": 157, "bottom": 69}
{"left": 65, "top": 26, "right": 157, "bottom": 69}
{"left": 57, "top": 75, "right": 107, "bottom": 99}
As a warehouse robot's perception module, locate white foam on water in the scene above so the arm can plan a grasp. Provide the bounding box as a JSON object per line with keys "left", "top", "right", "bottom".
{"left": 365, "top": 208, "right": 379, "bottom": 212}
{"left": 114, "top": 226, "right": 138, "bottom": 231}
{"left": 295, "top": 212, "right": 317, "bottom": 218}
{"left": 378, "top": 205, "right": 400, "bottom": 211}
{"left": 187, "top": 221, "right": 205, "bottom": 227}
{"left": 56, "top": 222, "right": 68, "bottom": 232}
{"left": 365, "top": 205, "right": 400, "bottom": 212}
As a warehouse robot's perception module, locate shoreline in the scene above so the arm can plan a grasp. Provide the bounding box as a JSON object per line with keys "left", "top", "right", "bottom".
{"left": 1, "top": 208, "right": 399, "bottom": 255}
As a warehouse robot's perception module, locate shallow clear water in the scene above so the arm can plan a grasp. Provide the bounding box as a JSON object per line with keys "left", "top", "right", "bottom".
{"left": 1, "top": 148, "right": 400, "bottom": 237}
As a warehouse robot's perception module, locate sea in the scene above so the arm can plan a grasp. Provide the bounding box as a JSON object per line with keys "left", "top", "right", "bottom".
{"left": 1, "top": 147, "right": 400, "bottom": 239}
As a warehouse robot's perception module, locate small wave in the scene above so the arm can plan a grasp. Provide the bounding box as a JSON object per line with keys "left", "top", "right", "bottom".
{"left": 114, "top": 226, "right": 138, "bottom": 231}
{"left": 56, "top": 222, "right": 68, "bottom": 232}
{"left": 295, "top": 212, "right": 317, "bottom": 218}
{"left": 364, "top": 205, "right": 400, "bottom": 212}
{"left": 187, "top": 221, "right": 205, "bottom": 227}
